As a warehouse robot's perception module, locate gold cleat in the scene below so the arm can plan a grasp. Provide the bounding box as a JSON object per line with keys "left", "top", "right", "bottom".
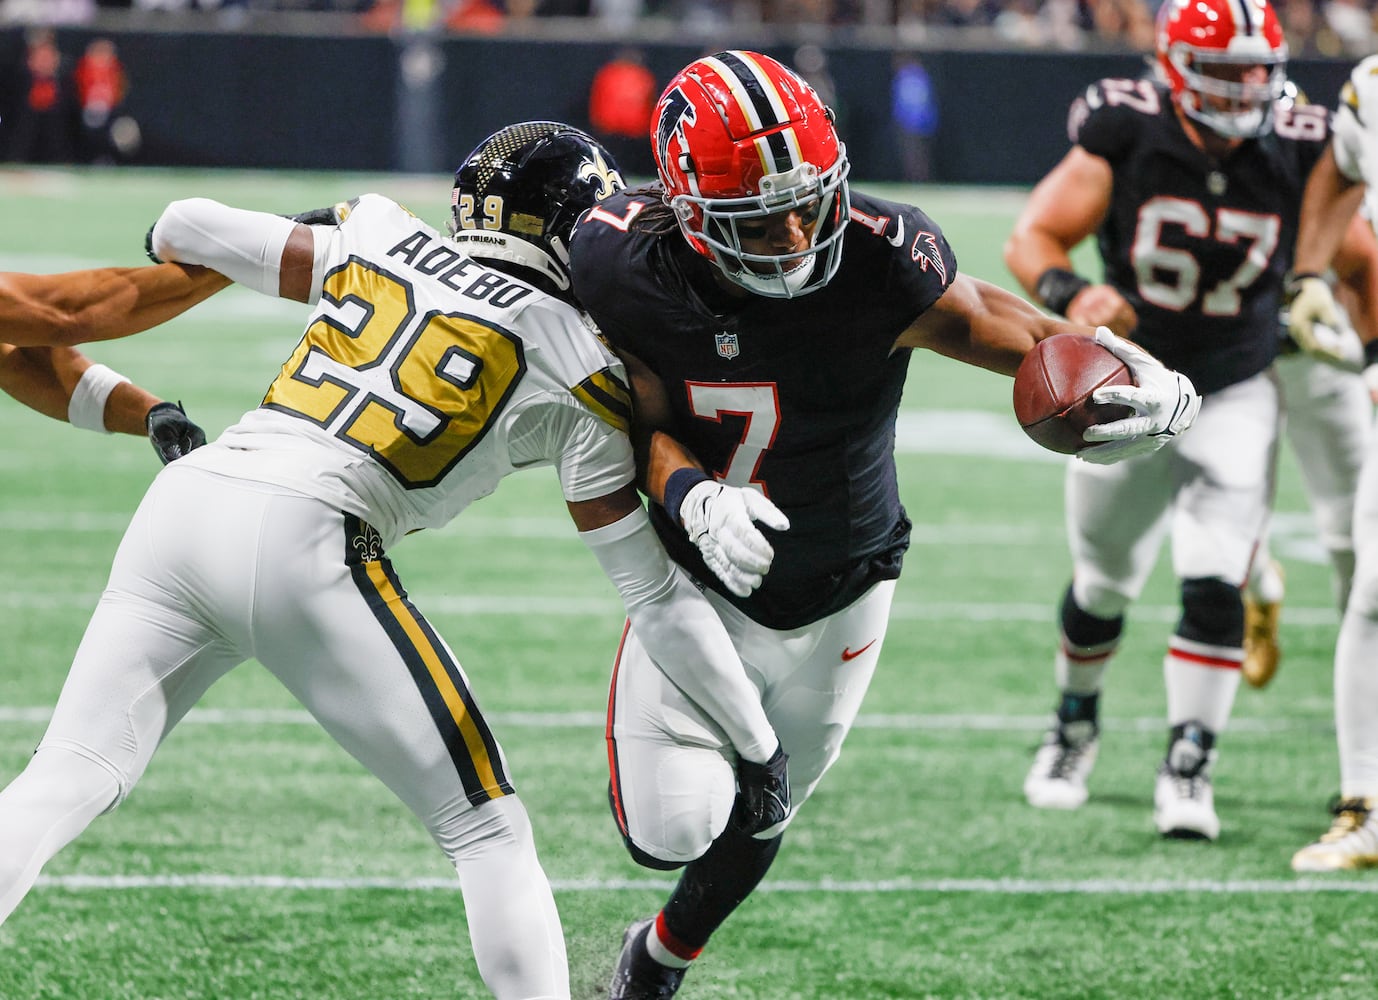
{"left": 1291, "top": 797, "right": 1378, "bottom": 872}
{"left": 1242, "top": 562, "right": 1284, "bottom": 688}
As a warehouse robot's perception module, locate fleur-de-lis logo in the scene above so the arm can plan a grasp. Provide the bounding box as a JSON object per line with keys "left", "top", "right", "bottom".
{"left": 579, "top": 146, "right": 625, "bottom": 200}
{"left": 351, "top": 521, "right": 384, "bottom": 564}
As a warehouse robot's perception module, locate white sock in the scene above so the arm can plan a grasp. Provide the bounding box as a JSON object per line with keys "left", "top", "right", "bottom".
{"left": 1164, "top": 646, "right": 1241, "bottom": 736}
{"left": 645, "top": 919, "right": 694, "bottom": 969}
{"left": 0, "top": 746, "right": 119, "bottom": 925}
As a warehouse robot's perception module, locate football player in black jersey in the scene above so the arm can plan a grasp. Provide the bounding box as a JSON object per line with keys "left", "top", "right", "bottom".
{"left": 1004, "top": 0, "right": 1378, "bottom": 841}
{"left": 569, "top": 50, "right": 1200, "bottom": 999}
{"left": 0, "top": 262, "right": 222, "bottom": 458}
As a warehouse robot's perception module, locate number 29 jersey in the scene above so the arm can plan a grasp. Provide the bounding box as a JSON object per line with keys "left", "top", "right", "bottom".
{"left": 570, "top": 188, "right": 958, "bottom": 630}
{"left": 178, "top": 193, "right": 634, "bottom": 548}
{"left": 1070, "top": 78, "right": 1330, "bottom": 394}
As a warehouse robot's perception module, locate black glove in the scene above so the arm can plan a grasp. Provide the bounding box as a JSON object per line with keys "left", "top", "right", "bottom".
{"left": 281, "top": 200, "right": 354, "bottom": 226}
{"left": 144, "top": 222, "right": 162, "bottom": 263}
{"left": 731, "top": 744, "right": 790, "bottom": 836}
{"left": 147, "top": 401, "right": 207, "bottom": 465}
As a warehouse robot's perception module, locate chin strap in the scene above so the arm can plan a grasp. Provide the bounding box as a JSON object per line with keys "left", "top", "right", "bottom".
{"left": 449, "top": 231, "right": 570, "bottom": 291}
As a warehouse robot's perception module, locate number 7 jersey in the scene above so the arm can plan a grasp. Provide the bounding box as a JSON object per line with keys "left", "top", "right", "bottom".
{"left": 178, "top": 194, "right": 634, "bottom": 547}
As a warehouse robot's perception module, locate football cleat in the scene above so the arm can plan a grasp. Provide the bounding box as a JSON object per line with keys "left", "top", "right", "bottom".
{"left": 1242, "top": 560, "right": 1284, "bottom": 688}
{"left": 1024, "top": 718, "right": 1100, "bottom": 810}
{"left": 1153, "top": 721, "right": 1220, "bottom": 840}
{"left": 1291, "top": 797, "right": 1378, "bottom": 872}
{"left": 609, "top": 917, "right": 688, "bottom": 1000}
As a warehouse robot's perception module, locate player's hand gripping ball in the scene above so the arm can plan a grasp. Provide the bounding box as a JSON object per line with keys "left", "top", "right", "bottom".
{"left": 1013, "top": 334, "right": 1136, "bottom": 455}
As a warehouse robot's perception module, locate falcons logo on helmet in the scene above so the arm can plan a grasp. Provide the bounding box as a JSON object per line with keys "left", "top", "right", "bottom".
{"left": 655, "top": 87, "right": 696, "bottom": 180}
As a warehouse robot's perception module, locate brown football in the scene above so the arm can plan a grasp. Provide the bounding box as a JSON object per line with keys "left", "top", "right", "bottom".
{"left": 1013, "top": 334, "right": 1136, "bottom": 455}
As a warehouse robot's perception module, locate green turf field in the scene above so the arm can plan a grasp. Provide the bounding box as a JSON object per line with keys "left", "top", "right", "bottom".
{"left": 0, "top": 168, "right": 1373, "bottom": 999}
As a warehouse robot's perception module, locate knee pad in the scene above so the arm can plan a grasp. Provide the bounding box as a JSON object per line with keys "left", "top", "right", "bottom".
{"left": 1061, "top": 583, "right": 1124, "bottom": 647}
{"left": 606, "top": 781, "right": 703, "bottom": 872}
{"left": 1069, "top": 576, "right": 1132, "bottom": 624}
{"left": 1178, "top": 576, "right": 1244, "bottom": 647}
{"left": 431, "top": 794, "right": 532, "bottom": 864}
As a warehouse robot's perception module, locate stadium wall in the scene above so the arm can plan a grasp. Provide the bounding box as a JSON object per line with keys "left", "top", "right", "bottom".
{"left": 0, "top": 27, "right": 1354, "bottom": 184}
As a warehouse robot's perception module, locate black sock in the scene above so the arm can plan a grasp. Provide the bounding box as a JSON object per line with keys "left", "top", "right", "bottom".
{"left": 1057, "top": 690, "right": 1100, "bottom": 726}
{"left": 660, "top": 825, "right": 783, "bottom": 952}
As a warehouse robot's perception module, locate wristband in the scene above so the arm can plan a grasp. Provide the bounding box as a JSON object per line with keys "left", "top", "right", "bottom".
{"left": 68, "top": 363, "right": 130, "bottom": 433}
{"left": 1035, "top": 267, "right": 1092, "bottom": 316}
{"left": 1364, "top": 339, "right": 1378, "bottom": 368}
{"left": 662, "top": 467, "right": 711, "bottom": 523}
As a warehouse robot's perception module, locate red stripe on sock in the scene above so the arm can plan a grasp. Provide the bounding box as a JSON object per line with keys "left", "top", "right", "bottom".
{"left": 655, "top": 911, "right": 703, "bottom": 962}
{"left": 1167, "top": 646, "right": 1242, "bottom": 670}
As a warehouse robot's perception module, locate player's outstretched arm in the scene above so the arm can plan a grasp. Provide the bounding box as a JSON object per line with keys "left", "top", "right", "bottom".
{"left": 0, "top": 342, "right": 206, "bottom": 451}
{"left": 149, "top": 198, "right": 323, "bottom": 303}
{"left": 896, "top": 272, "right": 1088, "bottom": 375}
{"left": 570, "top": 483, "right": 783, "bottom": 773}
{"left": 0, "top": 263, "right": 230, "bottom": 348}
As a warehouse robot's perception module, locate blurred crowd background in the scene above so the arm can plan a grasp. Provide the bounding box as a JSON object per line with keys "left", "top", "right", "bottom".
{"left": 0, "top": 0, "right": 1367, "bottom": 181}
{"left": 2, "top": 0, "right": 1376, "bottom": 56}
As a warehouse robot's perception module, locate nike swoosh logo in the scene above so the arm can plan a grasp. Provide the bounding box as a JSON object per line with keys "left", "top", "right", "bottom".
{"left": 886, "top": 217, "right": 905, "bottom": 248}
{"left": 841, "top": 640, "right": 876, "bottom": 662}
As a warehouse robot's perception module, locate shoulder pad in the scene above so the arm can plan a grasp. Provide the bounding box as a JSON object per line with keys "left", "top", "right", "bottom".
{"left": 1070, "top": 78, "right": 1165, "bottom": 142}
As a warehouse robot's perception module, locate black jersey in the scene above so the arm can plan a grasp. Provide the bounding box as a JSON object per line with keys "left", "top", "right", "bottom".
{"left": 569, "top": 188, "right": 957, "bottom": 629}
{"left": 1070, "top": 77, "right": 1330, "bottom": 395}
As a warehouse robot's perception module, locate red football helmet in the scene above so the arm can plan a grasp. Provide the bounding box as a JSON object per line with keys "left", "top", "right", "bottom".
{"left": 651, "top": 50, "right": 850, "bottom": 298}
{"left": 1156, "top": 0, "right": 1287, "bottom": 139}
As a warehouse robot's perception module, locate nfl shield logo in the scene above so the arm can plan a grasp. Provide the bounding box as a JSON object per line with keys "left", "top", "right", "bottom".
{"left": 715, "top": 331, "right": 739, "bottom": 360}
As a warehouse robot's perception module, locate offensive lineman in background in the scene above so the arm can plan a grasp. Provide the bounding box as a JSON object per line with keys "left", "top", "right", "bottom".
{"left": 0, "top": 123, "right": 792, "bottom": 1000}
{"left": 1, "top": 262, "right": 224, "bottom": 459}
{"left": 1284, "top": 55, "right": 1378, "bottom": 871}
{"left": 1004, "top": 0, "right": 1378, "bottom": 840}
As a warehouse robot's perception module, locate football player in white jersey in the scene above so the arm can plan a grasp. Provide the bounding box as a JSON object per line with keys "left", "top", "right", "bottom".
{"left": 1281, "top": 56, "right": 1378, "bottom": 871}
{"left": 0, "top": 123, "right": 791, "bottom": 1000}
{"left": 0, "top": 261, "right": 225, "bottom": 456}
{"left": 1242, "top": 274, "right": 1374, "bottom": 690}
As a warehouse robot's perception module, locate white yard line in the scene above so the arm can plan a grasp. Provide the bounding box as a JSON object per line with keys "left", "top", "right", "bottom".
{"left": 31, "top": 873, "right": 1378, "bottom": 894}
{"left": 0, "top": 590, "right": 1343, "bottom": 626}
{"left": 0, "top": 707, "right": 1333, "bottom": 732}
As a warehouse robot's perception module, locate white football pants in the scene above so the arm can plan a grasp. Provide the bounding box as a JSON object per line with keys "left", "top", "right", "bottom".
{"left": 1336, "top": 395, "right": 1378, "bottom": 800}
{"left": 1261, "top": 352, "right": 1370, "bottom": 608}
{"left": 607, "top": 577, "right": 896, "bottom": 865}
{"left": 0, "top": 464, "right": 568, "bottom": 1000}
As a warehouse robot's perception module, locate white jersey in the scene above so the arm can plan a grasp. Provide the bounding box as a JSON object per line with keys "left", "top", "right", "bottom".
{"left": 178, "top": 194, "right": 634, "bottom": 546}
{"left": 1333, "top": 56, "right": 1378, "bottom": 223}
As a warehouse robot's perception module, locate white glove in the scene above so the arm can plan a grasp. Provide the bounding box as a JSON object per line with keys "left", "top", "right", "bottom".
{"left": 1078, "top": 327, "right": 1202, "bottom": 465}
{"left": 1286, "top": 274, "right": 1353, "bottom": 368}
{"left": 680, "top": 480, "right": 791, "bottom": 597}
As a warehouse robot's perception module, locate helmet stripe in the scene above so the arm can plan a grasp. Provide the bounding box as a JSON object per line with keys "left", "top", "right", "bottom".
{"left": 711, "top": 51, "right": 791, "bottom": 131}
{"left": 1231, "top": 0, "right": 1254, "bottom": 35}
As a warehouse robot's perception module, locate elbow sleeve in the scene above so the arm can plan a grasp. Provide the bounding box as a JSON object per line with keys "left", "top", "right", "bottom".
{"left": 151, "top": 198, "right": 297, "bottom": 298}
